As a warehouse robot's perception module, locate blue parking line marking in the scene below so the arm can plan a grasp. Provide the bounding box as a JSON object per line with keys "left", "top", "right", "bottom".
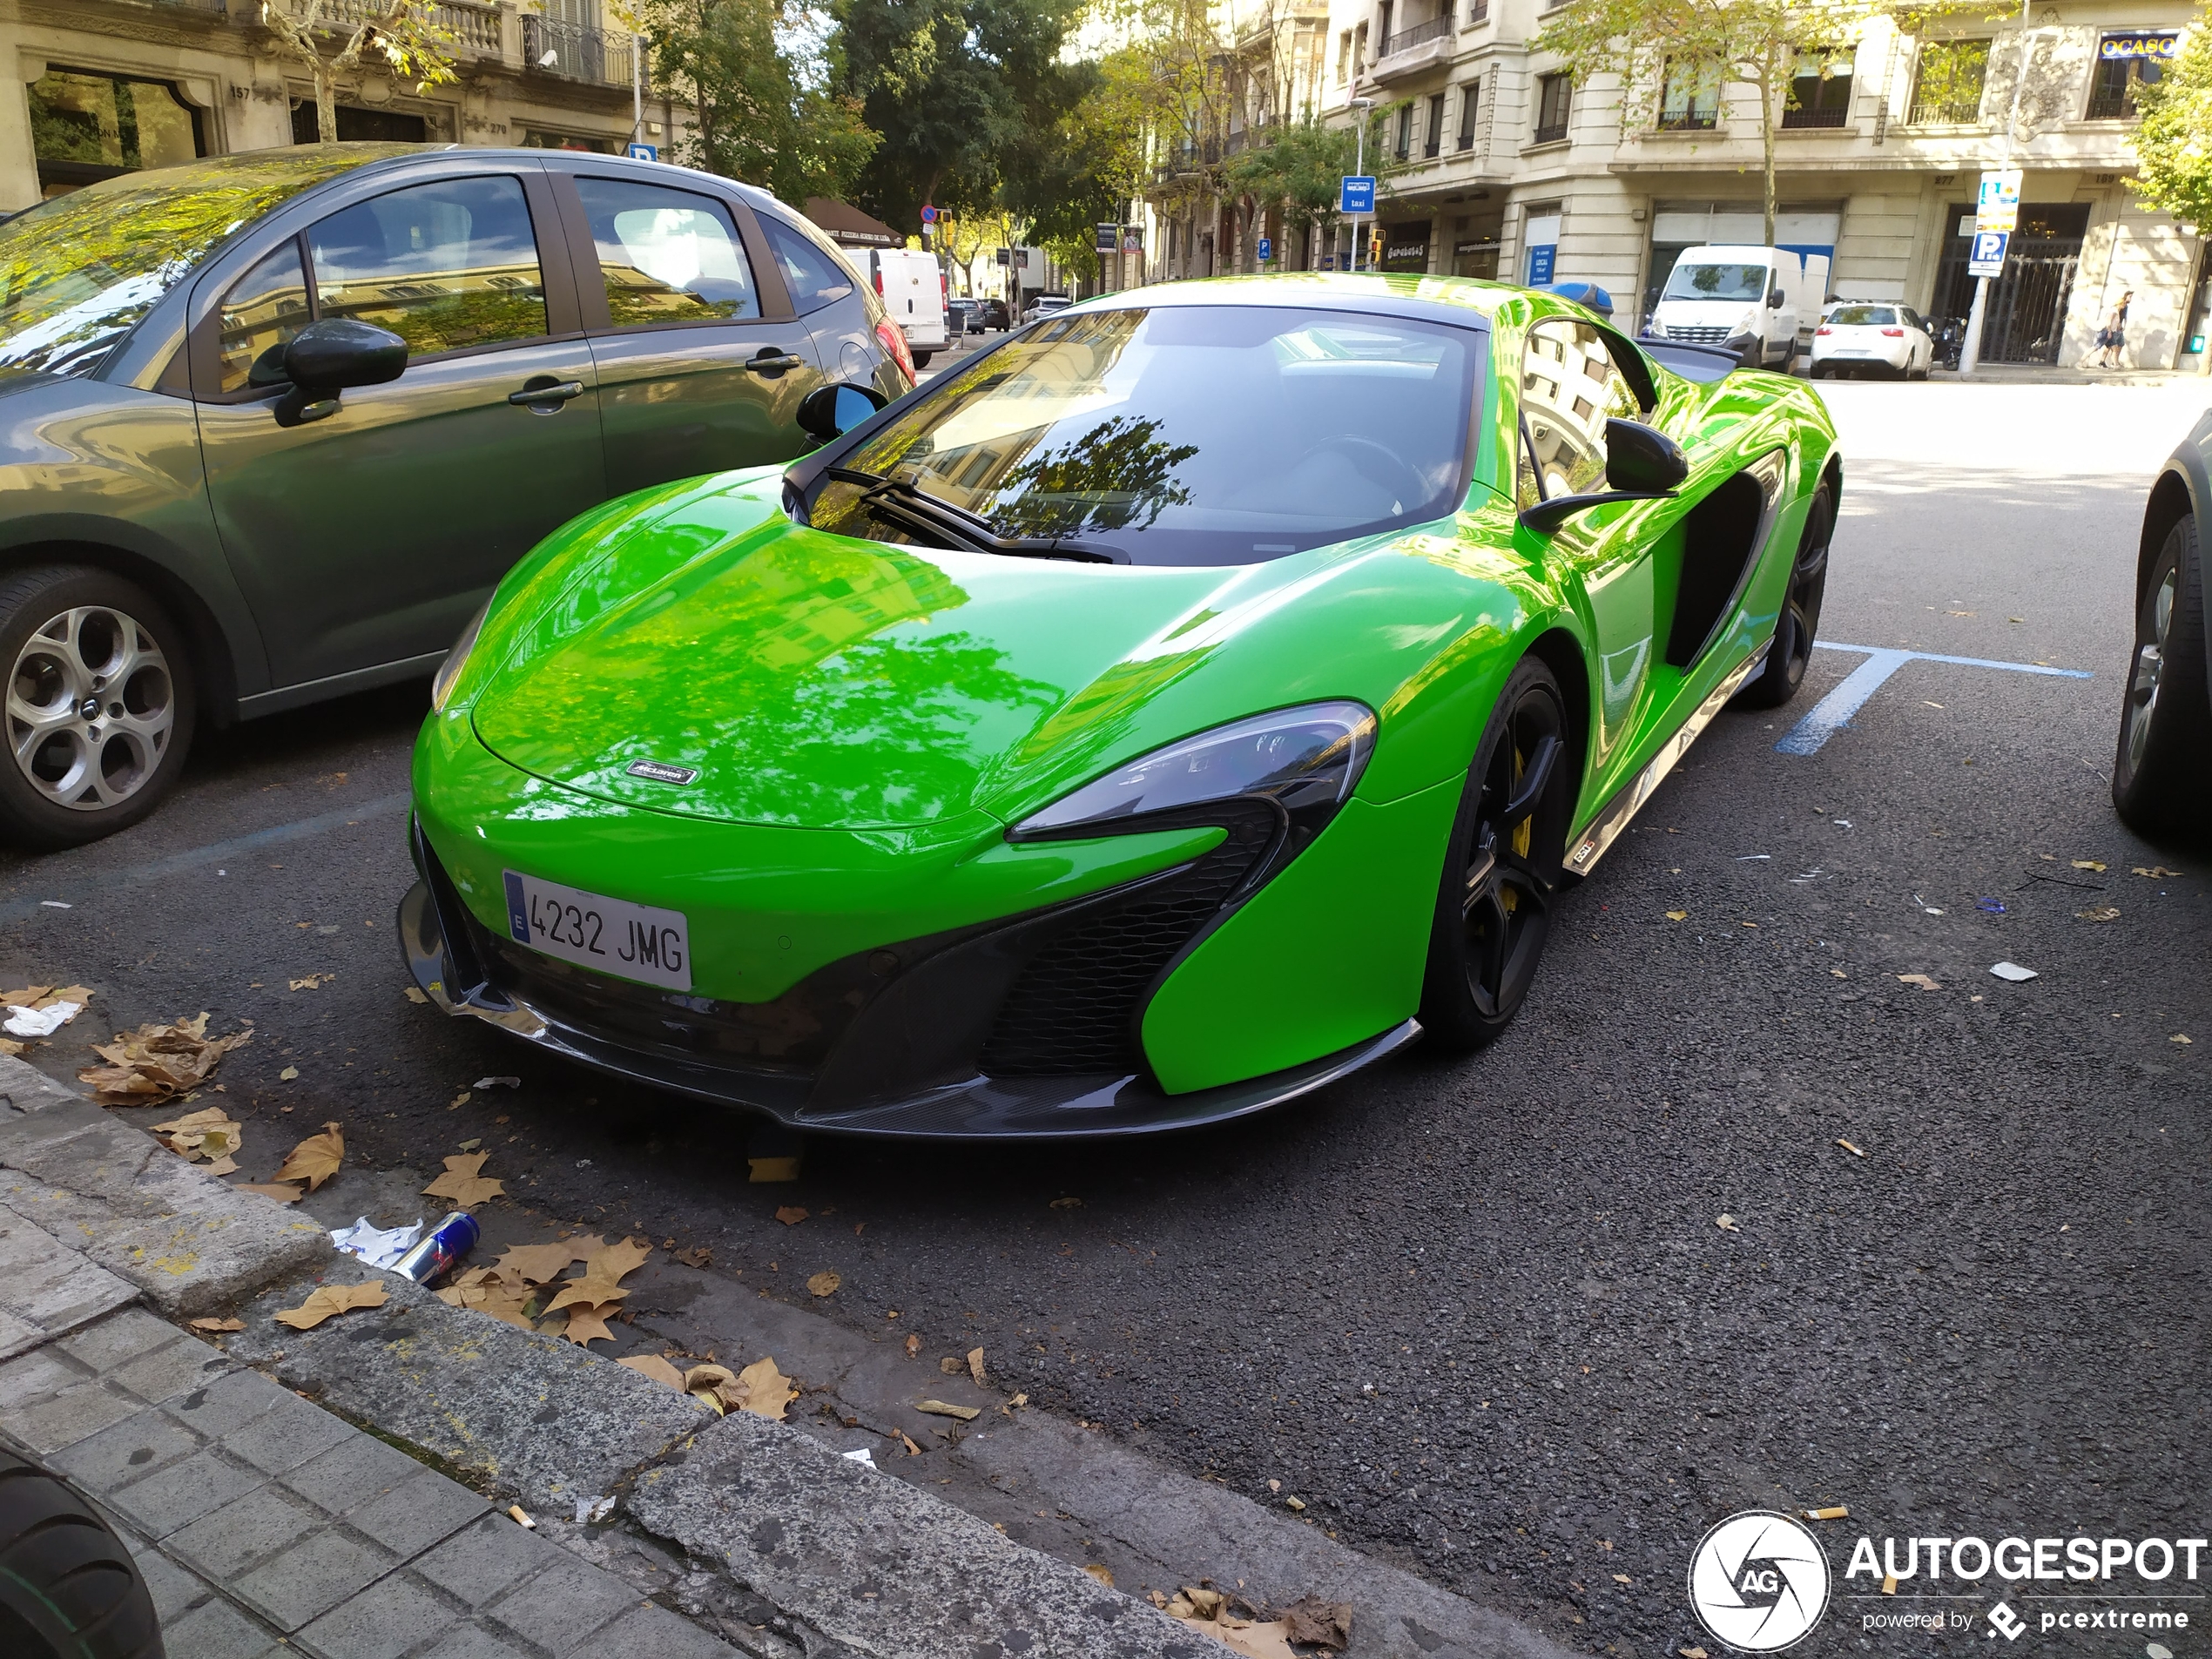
{"left": 0, "top": 789, "right": 412, "bottom": 927}
{"left": 1776, "top": 641, "right": 2094, "bottom": 756}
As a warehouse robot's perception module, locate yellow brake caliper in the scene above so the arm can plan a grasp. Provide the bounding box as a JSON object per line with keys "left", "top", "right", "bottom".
{"left": 1502, "top": 744, "right": 1531, "bottom": 913}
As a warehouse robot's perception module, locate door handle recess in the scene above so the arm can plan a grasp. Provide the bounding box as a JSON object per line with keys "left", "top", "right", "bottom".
{"left": 745, "top": 353, "right": 806, "bottom": 375}
{"left": 509, "top": 379, "right": 585, "bottom": 407}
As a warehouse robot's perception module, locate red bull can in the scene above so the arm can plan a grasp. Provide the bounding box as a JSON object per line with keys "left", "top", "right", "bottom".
{"left": 392, "top": 1210, "right": 480, "bottom": 1285}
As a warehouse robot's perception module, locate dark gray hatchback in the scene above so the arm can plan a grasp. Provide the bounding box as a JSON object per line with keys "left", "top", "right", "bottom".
{"left": 0, "top": 143, "right": 907, "bottom": 847}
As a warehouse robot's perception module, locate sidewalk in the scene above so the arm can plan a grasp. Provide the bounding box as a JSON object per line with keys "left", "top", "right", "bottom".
{"left": 0, "top": 1055, "right": 1227, "bottom": 1659}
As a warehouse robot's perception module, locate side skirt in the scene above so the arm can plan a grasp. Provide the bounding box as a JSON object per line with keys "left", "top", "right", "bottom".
{"left": 1562, "top": 642, "right": 1768, "bottom": 879}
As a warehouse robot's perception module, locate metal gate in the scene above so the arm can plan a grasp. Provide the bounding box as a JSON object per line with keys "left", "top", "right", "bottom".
{"left": 1931, "top": 204, "right": 2089, "bottom": 366}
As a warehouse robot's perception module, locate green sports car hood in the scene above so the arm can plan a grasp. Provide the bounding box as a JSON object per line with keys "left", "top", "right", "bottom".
{"left": 469, "top": 474, "right": 1488, "bottom": 832}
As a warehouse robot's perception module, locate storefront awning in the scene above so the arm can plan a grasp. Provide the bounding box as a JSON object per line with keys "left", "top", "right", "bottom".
{"left": 804, "top": 198, "right": 904, "bottom": 248}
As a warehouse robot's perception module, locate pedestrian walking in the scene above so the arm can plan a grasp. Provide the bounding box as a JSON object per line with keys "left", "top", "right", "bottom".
{"left": 2095, "top": 290, "right": 2134, "bottom": 368}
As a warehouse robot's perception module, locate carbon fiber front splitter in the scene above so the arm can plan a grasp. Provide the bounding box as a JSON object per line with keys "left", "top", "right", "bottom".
{"left": 398, "top": 878, "right": 1420, "bottom": 1140}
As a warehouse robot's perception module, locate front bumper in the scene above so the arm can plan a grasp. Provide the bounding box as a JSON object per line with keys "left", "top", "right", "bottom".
{"left": 399, "top": 822, "right": 1417, "bottom": 1139}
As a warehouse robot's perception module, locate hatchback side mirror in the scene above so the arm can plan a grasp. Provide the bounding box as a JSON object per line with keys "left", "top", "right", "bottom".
{"left": 798, "top": 381, "right": 888, "bottom": 443}
{"left": 1768, "top": 287, "right": 1786, "bottom": 308}
{"left": 251, "top": 319, "right": 408, "bottom": 428}
{"left": 1520, "top": 418, "right": 1688, "bottom": 535}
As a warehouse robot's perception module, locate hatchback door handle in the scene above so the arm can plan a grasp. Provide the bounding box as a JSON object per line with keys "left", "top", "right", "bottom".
{"left": 509, "top": 378, "right": 585, "bottom": 407}
{"left": 745, "top": 352, "right": 806, "bottom": 375}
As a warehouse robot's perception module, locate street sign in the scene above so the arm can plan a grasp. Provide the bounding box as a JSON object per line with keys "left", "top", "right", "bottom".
{"left": 1975, "top": 169, "right": 2021, "bottom": 236}
{"left": 625, "top": 142, "right": 658, "bottom": 161}
{"left": 1967, "top": 229, "right": 2010, "bottom": 279}
{"left": 995, "top": 247, "right": 1011, "bottom": 266}
{"left": 1095, "top": 222, "right": 1119, "bottom": 254}
{"left": 1339, "top": 175, "right": 1376, "bottom": 215}
{"left": 1257, "top": 236, "right": 1272, "bottom": 262}
{"left": 920, "top": 205, "right": 938, "bottom": 224}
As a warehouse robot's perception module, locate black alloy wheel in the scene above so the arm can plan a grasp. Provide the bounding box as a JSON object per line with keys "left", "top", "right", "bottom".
{"left": 1420, "top": 657, "right": 1573, "bottom": 1051}
{"left": 1735, "top": 483, "right": 1833, "bottom": 710}
{"left": 2111, "top": 512, "right": 2212, "bottom": 835}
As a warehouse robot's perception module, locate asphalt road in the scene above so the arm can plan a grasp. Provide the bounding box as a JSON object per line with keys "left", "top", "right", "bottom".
{"left": 3, "top": 381, "right": 2206, "bottom": 1657}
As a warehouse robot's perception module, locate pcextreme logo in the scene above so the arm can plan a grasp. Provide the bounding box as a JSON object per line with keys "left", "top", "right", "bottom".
{"left": 1688, "top": 1511, "right": 1833, "bottom": 1652}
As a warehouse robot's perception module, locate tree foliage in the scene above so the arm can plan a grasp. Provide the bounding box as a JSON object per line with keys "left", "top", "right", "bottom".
{"left": 635, "top": 0, "right": 879, "bottom": 206}
{"left": 260, "top": 0, "right": 459, "bottom": 144}
{"left": 2130, "top": 17, "right": 2212, "bottom": 234}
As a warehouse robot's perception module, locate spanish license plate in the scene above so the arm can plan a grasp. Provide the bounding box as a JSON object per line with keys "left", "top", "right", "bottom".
{"left": 503, "top": 872, "right": 691, "bottom": 992}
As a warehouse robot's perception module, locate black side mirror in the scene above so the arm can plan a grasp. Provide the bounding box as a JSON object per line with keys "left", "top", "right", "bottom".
{"left": 258, "top": 319, "right": 408, "bottom": 428}
{"left": 1520, "top": 417, "right": 1687, "bottom": 535}
{"left": 1768, "top": 287, "right": 1786, "bottom": 308}
{"left": 798, "top": 381, "right": 888, "bottom": 443}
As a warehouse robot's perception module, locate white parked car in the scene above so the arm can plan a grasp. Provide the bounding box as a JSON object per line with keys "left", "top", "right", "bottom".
{"left": 859, "top": 247, "right": 948, "bottom": 367}
{"left": 1811, "top": 302, "right": 1934, "bottom": 381}
{"left": 1021, "top": 293, "right": 1071, "bottom": 325}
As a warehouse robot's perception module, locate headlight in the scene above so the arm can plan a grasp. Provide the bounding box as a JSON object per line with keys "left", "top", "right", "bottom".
{"left": 430, "top": 599, "right": 491, "bottom": 712}
{"left": 1010, "top": 701, "right": 1376, "bottom": 846}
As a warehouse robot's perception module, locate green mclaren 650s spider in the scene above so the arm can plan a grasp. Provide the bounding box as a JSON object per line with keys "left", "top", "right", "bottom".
{"left": 400, "top": 273, "right": 1840, "bottom": 1137}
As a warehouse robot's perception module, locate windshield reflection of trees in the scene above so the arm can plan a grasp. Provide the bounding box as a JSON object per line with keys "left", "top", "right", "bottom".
{"left": 989, "top": 415, "right": 1197, "bottom": 536}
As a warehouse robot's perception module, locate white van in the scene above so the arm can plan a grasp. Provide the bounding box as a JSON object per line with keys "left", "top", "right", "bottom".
{"left": 1648, "top": 245, "right": 1831, "bottom": 372}
{"left": 861, "top": 247, "right": 948, "bottom": 367}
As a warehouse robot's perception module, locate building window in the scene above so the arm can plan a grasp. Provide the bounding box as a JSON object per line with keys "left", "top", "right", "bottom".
{"left": 1658, "top": 60, "right": 1721, "bottom": 129}
{"left": 1534, "top": 73, "right": 1572, "bottom": 144}
{"left": 1467, "top": 0, "right": 1489, "bottom": 22}
{"left": 1425, "top": 92, "right": 1447, "bottom": 157}
{"left": 1352, "top": 22, "right": 1368, "bottom": 73}
{"left": 2087, "top": 31, "right": 2178, "bottom": 119}
{"left": 1782, "top": 50, "right": 1852, "bottom": 128}
{"left": 1906, "top": 38, "right": 1989, "bottom": 124}
{"left": 1338, "top": 30, "right": 1353, "bottom": 83}
{"left": 521, "top": 129, "right": 619, "bottom": 153}
{"left": 1377, "top": 2, "right": 1394, "bottom": 57}
{"left": 28, "top": 67, "right": 203, "bottom": 198}
{"left": 1395, "top": 101, "right": 1414, "bottom": 158}
{"left": 1459, "top": 82, "right": 1480, "bottom": 148}
{"left": 292, "top": 104, "right": 428, "bottom": 145}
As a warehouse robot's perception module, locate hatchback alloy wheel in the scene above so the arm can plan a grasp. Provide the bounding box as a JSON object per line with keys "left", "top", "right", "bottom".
{"left": 8, "top": 605, "right": 177, "bottom": 811}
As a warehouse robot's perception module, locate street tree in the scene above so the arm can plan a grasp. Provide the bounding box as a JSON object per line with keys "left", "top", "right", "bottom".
{"left": 633, "top": 0, "right": 878, "bottom": 205}
{"left": 259, "top": 0, "right": 459, "bottom": 143}
{"left": 2129, "top": 17, "right": 2212, "bottom": 234}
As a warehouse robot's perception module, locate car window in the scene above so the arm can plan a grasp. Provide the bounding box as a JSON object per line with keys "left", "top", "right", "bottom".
{"left": 308, "top": 175, "right": 546, "bottom": 358}
{"left": 1826, "top": 305, "right": 1896, "bottom": 327}
{"left": 1516, "top": 316, "right": 1638, "bottom": 509}
{"left": 575, "top": 178, "right": 759, "bottom": 326}
{"left": 217, "top": 239, "right": 312, "bottom": 393}
{"left": 758, "top": 211, "right": 854, "bottom": 315}
{"left": 1662, "top": 263, "right": 1769, "bottom": 302}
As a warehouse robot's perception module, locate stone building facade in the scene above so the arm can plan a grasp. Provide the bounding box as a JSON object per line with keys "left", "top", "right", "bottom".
{"left": 2, "top": 0, "right": 679, "bottom": 212}
{"left": 1297, "top": 0, "right": 2205, "bottom": 369}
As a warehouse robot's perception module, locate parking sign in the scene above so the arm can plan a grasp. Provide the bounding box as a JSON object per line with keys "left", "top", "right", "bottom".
{"left": 1257, "top": 236, "right": 1271, "bottom": 262}
{"left": 1339, "top": 176, "right": 1376, "bottom": 215}
{"left": 1968, "top": 229, "right": 2010, "bottom": 279}
{"left": 625, "top": 142, "right": 658, "bottom": 161}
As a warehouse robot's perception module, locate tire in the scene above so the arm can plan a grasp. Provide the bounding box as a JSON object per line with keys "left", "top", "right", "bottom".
{"left": 0, "top": 567, "right": 195, "bottom": 851}
{"left": 2111, "top": 513, "right": 2212, "bottom": 835}
{"left": 1418, "top": 658, "right": 1574, "bottom": 1052}
{"left": 0, "top": 1448, "right": 164, "bottom": 1659}
{"left": 1735, "top": 483, "right": 1834, "bottom": 710}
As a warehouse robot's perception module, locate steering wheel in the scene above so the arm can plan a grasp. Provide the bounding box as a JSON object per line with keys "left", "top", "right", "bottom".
{"left": 1291, "top": 435, "right": 1425, "bottom": 510}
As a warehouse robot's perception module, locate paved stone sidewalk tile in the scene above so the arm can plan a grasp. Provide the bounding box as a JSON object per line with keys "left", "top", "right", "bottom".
{"left": 220, "top": 1386, "right": 356, "bottom": 1476}
{"left": 0, "top": 1351, "right": 136, "bottom": 1452}
{"left": 123, "top": 1532, "right": 210, "bottom": 1626}
{"left": 50, "top": 1406, "right": 201, "bottom": 1493}
{"left": 294, "top": 1569, "right": 468, "bottom": 1659}
{"left": 282, "top": 1426, "right": 426, "bottom": 1513}
{"left": 414, "top": 1512, "right": 568, "bottom": 1608}
{"left": 168, "top": 1482, "right": 327, "bottom": 1581}
{"left": 232, "top": 1524, "right": 401, "bottom": 1632}
{"left": 416, "top": 1625, "right": 537, "bottom": 1659}
{"left": 0, "top": 1206, "right": 137, "bottom": 1359}
{"left": 162, "top": 1367, "right": 286, "bottom": 1440}
{"left": 55, "top": 1306, "right": 182, "bottom": 1373}
{"left": 109, "top": 1329, "right": 230, "bottom": 1406}
{"left": 588, "top": 1602, "right": 740, "bottom": 1659}
{"left": 161, "top": 1594, "right": 287, "bottom": 1659}
{"left": 341, "top": 1467, "right": 490, "bottom": 1555}
{"left": 482, "top": 1551, "right": 640, "bottom": 1654}
{"left": 102, "top": 1445, "right": 264, "bottom": 1538}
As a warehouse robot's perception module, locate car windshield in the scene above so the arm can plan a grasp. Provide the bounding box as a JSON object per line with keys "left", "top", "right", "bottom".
{"left": 810, "top": 304, "right": 1480, "bottom": 566}
{"left": 1662, "top": 263, "right": 1770, "bottom": 302}
{"left": 0, "top": 147, "right": 407, "bottom": 379}
{"left": 1826, "top": 305, "right": 1896, "bottom": 326}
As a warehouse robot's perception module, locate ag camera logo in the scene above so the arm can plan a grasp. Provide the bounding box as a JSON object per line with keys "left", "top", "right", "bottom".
{"left": 1689, "top": 1510, "right": 1832, "bottom": 1651}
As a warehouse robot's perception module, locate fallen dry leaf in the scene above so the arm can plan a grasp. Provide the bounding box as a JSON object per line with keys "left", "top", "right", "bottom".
{"left": 1049, "top": 1197, "right": 1082, "bottom": 1209}
{"left": 1282, "top": 1597, "right": 1353, "bottom": 1651}
{"left": 581, "top": 1236, "right": 651, "bottom": 1284}
{"left": 234, "top": 1182, "right": 304, "bottom": 1204}
{"left": 448, "top": 1092, "right": 470, "bottom": 1111}
{"left": 671, "top": 1244, "right": 712, "bottom": 1268}
{"left": 403, "top": 986, "right": 429, "bottom": 1004}
{"left": 150, "top": 1105, "right": 244, "bottom": 1166}
{"left": 187, "top": 1317, "right": 243, "bottom": 1334}
{"left": 0, "top": 1038, "right": 22, "bottom": 1057}
{"left": 683, "top": 1363, "right": 737, "bottom": 1413}
{"left": 280, "top": 1066, "right": 300, "bottom": 1082}
{"left": 1682, "top": 1649, "right": 1710, "bottom": 1659}
{"left": 917, "top": 1399, "right": 981, "bottom": 1421}
{"left": 545, "top": 1275, "right": 630, "bottom": 1313}
{"left": 1285, "top": 1495, "right": 1306, "bottom": 1511}
{"left": 2076, "top": 907, "right": 2121, "bottom": 922}
{"left": 899, "top": 1431, "right": 923, "bottom": 1456}
{"left": 617, "top": 1353, "right": 687, "bottom": 1389}
{"left": 748, "top": 1157, "right": 801, "bottom": 1182}
{"left": 904, "top": 1333, "right": 922, "bottom": 1358}
{"left": 560, "top": 1304, "right": 619, "bottom": 1345}
{"left": 1612, "top": 1572, "right": 1633, "bottom": 1584}
{"left": 968, "top": 1346, "right": 986, "bottom": 1386}
{"left": 736, "top": 1356, "right": 797, "bottom": 1420}
{"left": 288, "top": 974, "right": 333, "bottom": 992}
{"left": 1896, "top": 973, "right": 1940, "bottom": 991}
{"left": 774, "top": 1205, "right": 808, "bottom": 1226}
{"left": 273, "top": 1122, "right": 344, "bottom": 1190}
{"left": 2072, "top": 859, "right": 2107, "bottom": 872}
{"left": 1084, "top": 1563, "right": 1115, "bottom": 1588}
{"left": 807, "top": 1270, "right": 841, "bottom": 1298}
{"left": 940, "top": 1355, "right": 963, "bottom": 1375}
{"left": 1835, "top": 1138, "right": 1865, "bottom": 1157}
{"left": 0, "top": 983, "right": 91, "bottom": 1012}
{"left": 492, "top": 1242, "right": 586, "bottom": 1285}
{"left": 2134, "top": 866, "right": 2182, "bottom": 878}
{"left": 274, "top": 1280, "right": 388, "bottom": 1330}
{"left": 1715, "top": 1214, "right": 1739, "bottom": 1231}
{"left": 2173, "top": 1034, "right": 2194, "bottom": 1045}
{"left": 1664, "top": 909, "right": 1688, "bottom": 921}
{"left": 80, "top": 1015, "right": 250, "bottom": 1104}
{"left": 422, "top": 1151, "right": 504, "bottom": 1208}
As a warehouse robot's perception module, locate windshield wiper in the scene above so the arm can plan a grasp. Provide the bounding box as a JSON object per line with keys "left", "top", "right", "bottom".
{"left": 823, "top": 467, "right": 1123, "bottom": 563}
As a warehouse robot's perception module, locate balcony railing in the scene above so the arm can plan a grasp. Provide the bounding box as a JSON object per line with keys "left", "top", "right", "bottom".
{"left": 1780, "top": 101, "right": 1850, "bottom": 128}
{"left": 1457, "top": 129, "right": 1476, "bottom": 150}
{"left": 1906, "top": 90, "right": 1985, "bottom": 123}
{"left": 2085, "top": 89, "right": 2136, "bottom": 119}
{"left": 1656, "top": 110, "right": 1718, "bottom": 130}
{"left": 1380, "top": 15, "right": 1452, "bottom": 54}
{"left": 1533, "top": 121, "right": 1568, "bottom": 143}
{"left": 523, "top": 15, "right": 636, "bottom": 87}
{"left": 280, "top": 0, "right": 502, "bottom": 55}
